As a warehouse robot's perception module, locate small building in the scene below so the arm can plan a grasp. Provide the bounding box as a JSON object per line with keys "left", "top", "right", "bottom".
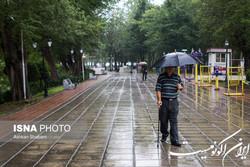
{"left": 206, "top": 48, "right": 245, "bottom": 80}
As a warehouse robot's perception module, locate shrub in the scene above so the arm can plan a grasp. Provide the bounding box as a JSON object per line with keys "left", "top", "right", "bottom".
{"left": 0, "top": 90, "right": 12, "bottom": 104}
{"left": 29, "top": 81, "right": 43, "bottom": 95}
{"left": 0, "top": 59, "right": 11, "bottom": 103}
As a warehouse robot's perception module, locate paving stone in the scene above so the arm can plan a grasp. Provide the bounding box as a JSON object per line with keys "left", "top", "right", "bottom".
{"left": 1, "top": 73, "right": 250, "bottom": 166}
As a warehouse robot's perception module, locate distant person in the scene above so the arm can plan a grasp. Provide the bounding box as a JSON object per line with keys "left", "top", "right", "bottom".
{"left": 132, "top": 66, "right": 137, "bottom": 74}
{"left": 155, "top": 66, "right": 183, "bottom": 147}
{"left": 142, "top": 65, "right": 148, "bottom": 81}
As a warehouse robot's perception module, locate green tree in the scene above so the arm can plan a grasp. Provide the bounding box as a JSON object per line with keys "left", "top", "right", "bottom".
{"left": 129, "top": 0, "right": 150, "bottom": 62}
{"left": 198, "top": 0, "right": 250, "bottom": 70}
{"left": 0, "top": 0, "right": 114, "bottom": 101}
{"left": 138, "top": 0, "right": 199, "bottom": 66}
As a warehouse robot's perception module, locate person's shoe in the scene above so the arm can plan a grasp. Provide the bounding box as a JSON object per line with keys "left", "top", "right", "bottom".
{"left": 161, "top": 135, "right": 167, "bottom": 142}
{"left": 171, "top": 141, "right": 181, "bottom": 147}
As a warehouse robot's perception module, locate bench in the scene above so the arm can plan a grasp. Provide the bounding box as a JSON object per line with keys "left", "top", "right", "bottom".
{"left": 89, "top": 73, "right": 97, "bottom": 80}
{"left": 63, "top": 78, "right": 77, "bottom": 90}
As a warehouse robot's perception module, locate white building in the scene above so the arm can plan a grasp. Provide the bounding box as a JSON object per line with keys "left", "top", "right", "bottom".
{"left": 206, "top": 48, "right": 245, "bottom": 81}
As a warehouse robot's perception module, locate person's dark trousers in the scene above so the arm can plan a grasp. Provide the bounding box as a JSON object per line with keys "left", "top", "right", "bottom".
{"left": 142, "top": 72, "right": 147, "bottom": 81}
{"left": 159, "top": 98, "right": 179, "bottom": 143}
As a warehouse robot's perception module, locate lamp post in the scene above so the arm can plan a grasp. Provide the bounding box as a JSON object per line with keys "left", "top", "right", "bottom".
{"left": 109, "top": 55, "right": 113, "bottom": 71}
{"left": 224, "top": 40, "right": 229, "bottom": 87}
{"left": 33, "top": 39, "right": 52, "bottom": 97}
{"left": 80, "top": 48, "right": 85, "bottom": 81}
{"left": 44, "top": 39, "right": 52, "bottom": 97}
{"left": 21, "top": 30, "right": 26, "bottom": 99}
{"left": 71, "top": 49, "right": 74, "bottom": 64}
{"left": 33, "top": 42, "right": 37, "bottom": 52}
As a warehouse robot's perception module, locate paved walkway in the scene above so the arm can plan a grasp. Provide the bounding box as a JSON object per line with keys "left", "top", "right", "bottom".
{"left": 0, "top": 74, "right": 110, "bottom": 140}
{"left": 0, "top": 73, "right": 249, "bottom": 167}
{"left": 1, "top": 75, "right": 110, "bottom": 121}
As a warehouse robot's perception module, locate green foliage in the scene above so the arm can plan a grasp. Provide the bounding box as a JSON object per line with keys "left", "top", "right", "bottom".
{"left": 246, "top": 69, "right": 250, "bottom": 81}
{"left": 0, "top": 58, "right": 11, "bottom": 104}
{"left": 0, "top": 90, "right": 12, "bottom": 104}
{"left": 1, "top": 0, "right": 250, "bottom": 102}
{"left": 100, "top": 0, "right": 249, "bottom": 71}
{"left": 140, "top": 0, "right": 199, "bottom": 54}
{"left": 0, "top": 0, "right": 114, "bottom": 102}
{"left": 198, "top": 0, "right": 250, "bottom": 57}
{"left": 27, "top": 52, "right": 51, "bottom": 95}
{"left": 84, "top": 68, "right": 96, "bottom": 79}
{"left": 34, "top": 85, "right": 63, "bottom": 97}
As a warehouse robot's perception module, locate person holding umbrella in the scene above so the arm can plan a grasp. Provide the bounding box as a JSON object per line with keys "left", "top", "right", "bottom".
{"left": 153, "top": 52, "right": 201, "bottom": 147}
{"left": 155, "top": 66, "right": 183, "bottom": 146}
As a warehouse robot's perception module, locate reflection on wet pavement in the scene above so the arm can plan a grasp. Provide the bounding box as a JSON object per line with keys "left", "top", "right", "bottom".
{"left": 0, "top": 73, "right": 249, "bottom": 167}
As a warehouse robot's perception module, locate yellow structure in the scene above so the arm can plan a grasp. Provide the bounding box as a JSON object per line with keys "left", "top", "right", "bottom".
{"left": 215, "top": 76, "right": 219, "bottom": 89}
{"left": 199, "top": 65, "right": 212, "bottom": 87}
{"left": 195, "top": 64, "right": 198, "bottom": 84}
{"left": 227, "top": 97, "right": 245, "bottom": 129}
{"left": 224, "top": 67, "right": 244, "bottom": 96}
{"left": 184, "top": 65, "right": 195, "bottom": 81}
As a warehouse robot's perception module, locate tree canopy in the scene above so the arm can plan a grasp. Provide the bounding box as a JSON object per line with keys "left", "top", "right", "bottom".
{"left": 0, "top": 0, "right": 249, "bottom": 102}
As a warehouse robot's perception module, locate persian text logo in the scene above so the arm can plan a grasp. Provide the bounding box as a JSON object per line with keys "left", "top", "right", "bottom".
{"left": 169, "top": 129, "right": 249, "bottom": 166}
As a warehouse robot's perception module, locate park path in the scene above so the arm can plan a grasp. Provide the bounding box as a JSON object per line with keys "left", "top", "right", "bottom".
{"left": 0, "top": 73, "right": 249, "bottom": 167}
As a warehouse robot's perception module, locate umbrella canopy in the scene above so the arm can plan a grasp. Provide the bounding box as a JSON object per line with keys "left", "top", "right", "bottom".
{"left": 138, "top": 62, "right": 147, "bottom": 66}
{"left": 151, "top": 52, "right": 202, "bottom": 68}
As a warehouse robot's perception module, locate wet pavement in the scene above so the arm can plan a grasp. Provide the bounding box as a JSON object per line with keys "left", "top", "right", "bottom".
{"left": 0, "top": 73, "right": 249, "bottom": 167}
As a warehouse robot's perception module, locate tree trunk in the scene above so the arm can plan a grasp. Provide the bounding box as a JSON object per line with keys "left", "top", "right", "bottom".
{"left": 113, "top": 48, "right": 117, "bottom": 71}
{"left": 24, "top": 47, "right": 32, "bottom": 99}
{"left": 75, "top": 54, "right": 81, "bottom": 75}
{"left": 44, "top": 46, "right": 59, "bottom": 80}
{"left": 1, "top": 23, "right": 31, "bottom": 101}
{"left": 243, "top": 51, "right": 249, "bottom": 73}
{"left": 67, "top": 55, "right": 74, "bottom": 75}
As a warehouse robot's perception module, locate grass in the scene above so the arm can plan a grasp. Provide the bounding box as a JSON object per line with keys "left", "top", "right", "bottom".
{"left": 34, "top": 85, "right": 63, "bottom": 97}
{"left": 0, "top": 85, "right": 64, "bottom": 117}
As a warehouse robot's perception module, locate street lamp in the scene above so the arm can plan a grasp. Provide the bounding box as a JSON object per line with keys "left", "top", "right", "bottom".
{"left": 33, "top": 39, "right": 52, "bottom": 97}
{"left": 44, "top": 39, "right": 52, "bottom": 97}
{"left": 33, "top": 42, "right": 37, "bottom": 50}
{"left": 225, "top": 40, "right": 229, "bottom": 86}
{"left": 80, "top": 48, "right": 85, "bottom": 81}
{"left": 48, "top": 39, "right": 52, "bottom": 47}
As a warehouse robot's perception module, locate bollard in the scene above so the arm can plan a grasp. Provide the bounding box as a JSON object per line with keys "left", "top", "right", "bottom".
{"left": 214, "top": 66, "right": 220, "bottom": 90}
{"left": 215, "top": 75, "right": 220, "bottom": 90}
{"left": 195, "top": 64, "right": 198, "bottom": 84}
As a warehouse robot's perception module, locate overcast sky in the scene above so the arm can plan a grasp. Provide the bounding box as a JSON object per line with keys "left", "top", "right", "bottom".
{"left": 151, "top": 0, "right": 164, "bottom": 6}
{"left": 118, "top": 0, "right": 164, "bottom": 7}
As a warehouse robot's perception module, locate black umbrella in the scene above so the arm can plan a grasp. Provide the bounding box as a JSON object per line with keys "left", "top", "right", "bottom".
{"left": 152, "top": 52, "right": 202, "bottom": 68}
